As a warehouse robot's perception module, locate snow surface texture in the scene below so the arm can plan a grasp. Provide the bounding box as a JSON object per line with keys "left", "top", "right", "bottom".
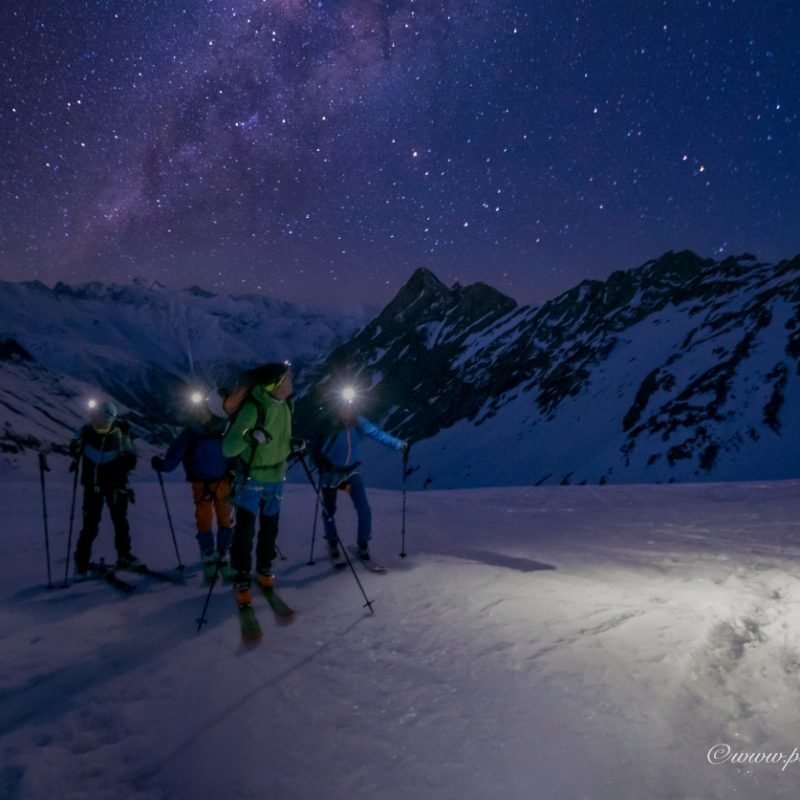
{"left": 3, "top": 459, "right": 800, "bottom": 799}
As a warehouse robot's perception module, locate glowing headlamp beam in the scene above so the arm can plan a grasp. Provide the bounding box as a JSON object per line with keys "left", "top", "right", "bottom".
{"left": 341, "top": 386, "right": 357, "bottom": 405}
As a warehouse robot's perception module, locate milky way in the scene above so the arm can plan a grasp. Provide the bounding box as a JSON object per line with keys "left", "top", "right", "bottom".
{"left": 1, "top": 1, "right": 798, "bottom": 307}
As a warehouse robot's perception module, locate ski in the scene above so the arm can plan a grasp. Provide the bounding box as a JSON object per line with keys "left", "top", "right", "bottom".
{"left": 87, "top": 561, "right": 136, "bottom": 594}
{"left": 238, "top": 603, "right": 262, "bottom": 642}
{"left": 347, "top": 545, "right": 388, "bottom": 574}
{"left": 116, "top": 563, "right": 186, "bottom": 585}
{"left": 258, "top": 584, "right": 295, "bottom": 618}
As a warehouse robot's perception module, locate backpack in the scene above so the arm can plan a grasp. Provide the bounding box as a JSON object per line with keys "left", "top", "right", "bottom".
{"left": 220, "top": 362, "right": 293, "bottom": 437}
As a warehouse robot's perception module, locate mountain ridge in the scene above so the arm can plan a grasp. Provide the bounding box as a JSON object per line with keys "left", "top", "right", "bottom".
{"left": 3, "top": 250, "right": 800, "bottom": 487}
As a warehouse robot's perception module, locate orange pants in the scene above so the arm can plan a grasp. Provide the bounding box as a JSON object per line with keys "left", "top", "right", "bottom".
{"left": 191, "top": 478, "right": 233, "bottom": 532}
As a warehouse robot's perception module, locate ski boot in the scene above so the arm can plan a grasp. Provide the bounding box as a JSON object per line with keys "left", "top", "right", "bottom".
{"left": 256, "top": 566, "right": 275, "bottom": 589}
{"left": 355, "top": 541, "right": 371, "bottom": 561}
{"left": 233, "top": 574, "right": 252, "bottom": 607}
{"left": 218, "top": 551, "right": 234, "bottom": 582}
{"left": 201, "top": 550, "right": 218, "bottom": 584}
{"left": 116, "top": 553, "right": 145, "bottom": 571}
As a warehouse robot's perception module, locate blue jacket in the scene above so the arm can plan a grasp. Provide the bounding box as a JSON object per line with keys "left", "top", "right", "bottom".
{"left": 314, "top": 416, "right": 403, "bottom": 471}
{"left": 162, "top": 421, "right": 233, "bottom": 482}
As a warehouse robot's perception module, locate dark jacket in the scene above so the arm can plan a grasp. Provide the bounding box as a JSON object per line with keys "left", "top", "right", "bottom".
{"left": 161, "top": 419, "right": 233, "bottom": 482}
{"left": 72, "top": 421, "right": 137, "bottom": 489}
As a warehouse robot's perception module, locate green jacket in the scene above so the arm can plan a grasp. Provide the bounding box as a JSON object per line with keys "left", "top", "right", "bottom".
{"left": 222, "top": 386, "right": 292, "bottom": 483}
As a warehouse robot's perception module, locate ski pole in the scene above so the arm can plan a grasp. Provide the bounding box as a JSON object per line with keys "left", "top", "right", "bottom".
{"left": 196, "top": 558, "right": 222, "bottom": 632}
{"left": 296, "top": 454, "right": 374, "bottom": 614}
{"left": 307, "top": 482, "right": 321, "bottom": 565}
{"left": 294, "top": 453, "right": 325, "bottom": 565}
{"left": 333, "top": 529, "right": 374, "bottom": 613}
{"left": 38, "top": 453, "right": 53, "bottom": 589}
{"left": 156, "top": 471, "right": 185, "bottom": 571}
{"left": 63, "top": 454, "right": 80, "bottom": 587}
{"left": 400, "top": 445, "right": 410, "bottom": 558}
{"left": 307, "top": 468, "right": 322, "bottom": 565}
{"left": 286, "top": 452, "right": 321, "bottom": 563}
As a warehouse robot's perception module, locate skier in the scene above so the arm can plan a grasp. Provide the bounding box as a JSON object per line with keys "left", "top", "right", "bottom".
{"left": 151, "top": 395, "right": 235, "bottom": 582}
{"left": 222, "top": 362, "right": 303, "bottom": 606}
{"left": 312, "top": 390, "right": 407, "bottom": 563}
{"left": 70, "top": 400, "right": 140, "bottom": 576}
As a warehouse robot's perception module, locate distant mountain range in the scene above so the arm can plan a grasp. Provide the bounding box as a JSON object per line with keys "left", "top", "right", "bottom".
{"left": 0, "top": 279, "right": 365, "bottom": 458}
{"left": 3, "top": 251, "right": 799, "bottom": 487}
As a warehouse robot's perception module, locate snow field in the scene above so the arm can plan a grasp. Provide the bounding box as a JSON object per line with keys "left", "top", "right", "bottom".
{"left": 2, "top": 467, "right": 800, "bottom": 799}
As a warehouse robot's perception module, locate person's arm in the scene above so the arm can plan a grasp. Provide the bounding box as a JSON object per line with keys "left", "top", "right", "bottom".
{"left": 68, "top": 427, "right": 84, "bottom": 472}
{"left": 118, "top": 423, "right": 137, "bottom": 473}
{"left": 222, "top": 404, "right": 258, "bottom": 459}
{"left": 357, "top": 417, "right": 404, "bottom": 451}
{"left": 157, "top": 429, "right": 190, "bottom": 472}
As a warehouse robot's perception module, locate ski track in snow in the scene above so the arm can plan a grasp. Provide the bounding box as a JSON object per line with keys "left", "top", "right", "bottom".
{"left": 2, "top": 462, "right": 800, "bottom": 799}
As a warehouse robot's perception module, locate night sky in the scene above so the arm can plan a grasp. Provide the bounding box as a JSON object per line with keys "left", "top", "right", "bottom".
{"left": 1, "top": 1, "right": 798, "bottom": 309}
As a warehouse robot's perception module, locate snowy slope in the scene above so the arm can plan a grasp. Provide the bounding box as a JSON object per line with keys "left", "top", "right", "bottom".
{"left": 0, "top": 280, "right": 367, "bottom": 451}
{"left": 3, "top": 466, "right": 800, "bottom": 799}
{"left": 0, "top": 339, "right": 121, "bottom": 463}
{"left": 306, "top": 252, "right": 800, "bottom": 487}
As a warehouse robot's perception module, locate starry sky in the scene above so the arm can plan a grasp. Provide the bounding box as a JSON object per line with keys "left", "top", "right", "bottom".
{"left": 1, "top": 1, "right": 798, "bottom": 309}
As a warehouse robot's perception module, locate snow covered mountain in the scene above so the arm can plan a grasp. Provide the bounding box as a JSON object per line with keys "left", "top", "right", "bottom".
{"left": 5, "top": 251, "right": 800, "bottom": 487}
{"left": 300, "top": 251, "right": 800, "bottom": 487}
{"left": 0, "top": 279, "right": 366, "bottom": 456}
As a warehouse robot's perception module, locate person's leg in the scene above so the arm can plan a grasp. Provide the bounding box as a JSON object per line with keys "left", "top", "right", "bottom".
{"left": 348, "top": 474, "right": 372, "bottom": 550}
{"left": 321, "top": 486, "right": 339, "bottom": 547}
{"left": 108, "top": 488, "right": 133, "bottom": 563}
{"left": 255, "top": 483, "right": 282, "bottom": 585}
{"left": 230, "top": 483, "right": 260, "bottom": 577}
{"left": 192, "top": 482, "right": 215, "bottom": 557}
{"left": 212, "top": 477, "right": 234, "bottom": 556}
{"left": 74, "top": 489, "right": 103, "bottom": 572}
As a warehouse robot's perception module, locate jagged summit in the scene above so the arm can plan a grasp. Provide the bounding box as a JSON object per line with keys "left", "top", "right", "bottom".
{"left": 299, "top": 250, "right": 800, "bottom": 487}
{"left": 378, "top": 267, "right": 516, "bottom": 325}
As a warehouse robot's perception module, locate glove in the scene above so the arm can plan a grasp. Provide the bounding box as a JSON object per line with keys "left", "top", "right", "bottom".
{"left": 290, "top": 438, "right": 307, "bottom": 455}
{"left": 151, "top": 455, "right": 165, "bottom": 472}
{"left": 248, "top": 428, "right": 271, "bottom": 445}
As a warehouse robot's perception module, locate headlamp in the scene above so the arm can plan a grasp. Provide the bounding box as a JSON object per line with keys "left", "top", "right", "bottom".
{"left": 341, "top": 386, "right": 356, "bottom": 405}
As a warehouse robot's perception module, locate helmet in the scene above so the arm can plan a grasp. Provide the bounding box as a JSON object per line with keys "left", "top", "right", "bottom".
{"left": 94, "top": 401, "right": 118, "bottom": 421}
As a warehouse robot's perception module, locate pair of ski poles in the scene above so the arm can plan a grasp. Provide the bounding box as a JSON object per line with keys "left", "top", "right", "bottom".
{"left": 302, "top": 447, "right": 411, "bottom": 563}
{"left": 36, "top": 451, "right": 80, "bottom": 590}
{"left": 41, "top": 450, "right": 185, "bottom": 590}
